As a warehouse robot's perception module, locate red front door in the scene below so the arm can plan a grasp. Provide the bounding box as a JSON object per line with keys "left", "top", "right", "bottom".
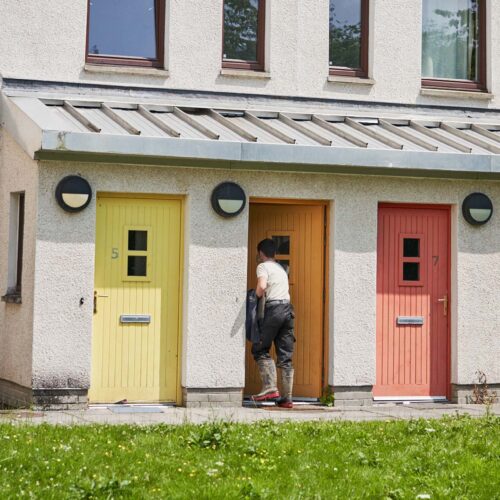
{"left": 374, "top": 205, "right": 450, "bottom": 399}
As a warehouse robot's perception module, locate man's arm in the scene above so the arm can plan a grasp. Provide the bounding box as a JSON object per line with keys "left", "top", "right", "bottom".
{"left": 256, "top": 276, "right": 267, "bottom": 298}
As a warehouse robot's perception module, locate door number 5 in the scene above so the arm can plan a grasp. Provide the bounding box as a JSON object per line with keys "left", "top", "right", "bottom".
{"left": 111, "top": 248, "right": 119, "bottom": 259}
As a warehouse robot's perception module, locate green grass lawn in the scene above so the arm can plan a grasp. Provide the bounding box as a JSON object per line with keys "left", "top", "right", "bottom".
{"left": 0, "top": 415, "right": 499, "bottom": 499}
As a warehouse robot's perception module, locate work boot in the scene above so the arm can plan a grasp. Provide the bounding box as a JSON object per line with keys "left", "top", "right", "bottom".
{"left": 276, "top": 368, "right": 294, "bottom": 408}
{"left": 251, "top": 359, "right": 280, "bottom": 402}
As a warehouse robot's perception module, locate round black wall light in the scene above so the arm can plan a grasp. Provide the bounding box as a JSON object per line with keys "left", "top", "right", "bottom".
{"left": 55, "top": 176, "right": 92, "bottom": 213}
{"left": 211, "top": 182, "right": 246, "bottom": 218}
{"left": 462, "top": 193, "right": 493, "bottom": 226}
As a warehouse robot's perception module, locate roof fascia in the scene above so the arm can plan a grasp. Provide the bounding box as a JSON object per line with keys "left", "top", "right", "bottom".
{"left": 0, "top": 95, "right": 43, "bottom": 159}
{"left": 36, "top": 130, "right": 500, "bottom": 180}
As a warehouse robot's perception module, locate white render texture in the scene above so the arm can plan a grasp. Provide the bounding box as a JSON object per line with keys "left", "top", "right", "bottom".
{"left": 28, "top": 162, "right": 500, "bottom": 392}
{"left": 0, "top": 132, "right": 38, "bottom": 388}
{"left": 0, "top": 0, "right": 499, "bottom": 108}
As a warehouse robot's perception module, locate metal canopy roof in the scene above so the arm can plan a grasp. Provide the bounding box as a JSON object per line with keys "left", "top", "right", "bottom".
{"left": 2, "top": 92, "right": 500, "bottom": 178}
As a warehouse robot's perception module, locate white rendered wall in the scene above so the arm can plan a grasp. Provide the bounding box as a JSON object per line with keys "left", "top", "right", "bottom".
{"left": 0, "top": 132, "right": 38, "bottom": 388}
{"left": 0, "top": 0, "right": 499, "bottom": 108}
{"left": 33, "top": 162, "right": 500, "bottom": 392}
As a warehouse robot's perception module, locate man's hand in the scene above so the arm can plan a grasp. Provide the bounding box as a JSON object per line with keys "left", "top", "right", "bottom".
{"left": 256, "top": 276, "right": 267, "bottom": 298}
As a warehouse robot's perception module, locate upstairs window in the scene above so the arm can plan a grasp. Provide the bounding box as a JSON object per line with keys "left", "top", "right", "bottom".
{"left": 422, "top": 0, "right": 486, "bottom": 91}
{"left": 223, "top": 0, "right": 266, "bottom": 71}
{"left": 329, "top": 0, "right": 369, "bottom": 78}
{"left": 86, "top": 0, "right": 165, "bottom": 68}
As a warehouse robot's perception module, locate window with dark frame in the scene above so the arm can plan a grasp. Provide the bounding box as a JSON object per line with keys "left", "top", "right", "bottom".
{"left": 422, "top": 0, "right": 486, "bottom": 91}
{"left": 223, "top": 0, "right": 266, "bottom": 71}
{"left": 86, "top": 0, "right": 165, "bottom": 68}
{"left": 400, "top": 234, "right": 424, "bottom": 287}
{"left": 329, "top": 0, "right": 369, "bottom": 78}
{"left": 1, "top": 193, "right": 25, "bottom": 303}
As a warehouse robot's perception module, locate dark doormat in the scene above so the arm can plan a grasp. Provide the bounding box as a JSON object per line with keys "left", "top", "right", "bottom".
{"left": 108, "top": 406, "right": 165, "bottom": 414}
{"left": 243, "top": 401, "right": 335, "bottom": 411}
{"left": 264, "top": 405, "right": 332, "bottom": 412}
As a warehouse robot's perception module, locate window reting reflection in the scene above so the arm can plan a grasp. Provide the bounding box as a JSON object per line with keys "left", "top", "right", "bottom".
{"left": 329, "top": 0, "right": 362, "bottom": 69}
{"left": 88, "top": 0, "right": 161, "bottom": 63}
{"left": 224, "top": 0, "right": 259, "bottom": 61}
{"left": 422, "top": 0, "right": 479, "bottom": 81}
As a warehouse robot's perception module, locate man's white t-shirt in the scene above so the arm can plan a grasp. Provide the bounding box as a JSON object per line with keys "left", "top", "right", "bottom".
{"left": 256, "top": 261, "right": 290, "bottom": 301}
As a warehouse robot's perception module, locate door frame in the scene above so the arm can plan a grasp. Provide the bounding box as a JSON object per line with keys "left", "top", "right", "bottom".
{"left": 377, "top": 202, "right": 452, "bottom": 400}
{"left": 92, "top": 192, "right": 185, "bottom": 406}
{"left": 249, "top": 197, "right": 330, "bottom": 395}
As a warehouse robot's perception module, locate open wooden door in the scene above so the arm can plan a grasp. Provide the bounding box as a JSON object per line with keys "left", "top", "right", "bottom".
{"left": 245, "top": 202, "right": 326, "bottom": 399}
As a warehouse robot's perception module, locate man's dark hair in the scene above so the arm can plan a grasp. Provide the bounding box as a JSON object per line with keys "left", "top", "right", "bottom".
{"left": 257, "top": 239, "right": 276, "bottom": 258}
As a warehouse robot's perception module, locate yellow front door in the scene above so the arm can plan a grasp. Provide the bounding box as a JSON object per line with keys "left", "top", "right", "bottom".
{"left": 89, "top": 196, "right": 183, "bottom": 403}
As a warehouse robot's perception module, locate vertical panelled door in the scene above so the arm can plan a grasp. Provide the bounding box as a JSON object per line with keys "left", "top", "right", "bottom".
{"left": 246, "top": 203, "right": 325, "bottom": 399}
{"left": 375, "top": 205, "right": 450, "bottom": 399}
{"left": 90, "top": 196, "right": 182, "bottom": 403}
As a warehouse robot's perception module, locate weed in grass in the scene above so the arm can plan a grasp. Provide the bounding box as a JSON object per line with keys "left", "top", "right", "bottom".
{"left": 185, "top": 421, "right": 229, "bottom": 449}
{"left": 319, "top": 385, "right": 335, "bottom": 407}
{"left": 70, "top": 477, "right": 132, "bottom": 499}
{"left": 472, "top": 370, "right": 498, "bottom": 405}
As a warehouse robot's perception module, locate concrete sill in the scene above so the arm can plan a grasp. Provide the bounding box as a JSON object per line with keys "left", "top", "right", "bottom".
{"left": 327, "top": 75, "right": 375, "bottom": 85}
{"left": 1, "top": 293, "right": 22, "bottom": 304}
{"left": 420, "top": 88, "right": 493, "bottom": 100}
{"left": 220, "top": 69, "right": 271, "bottom": 79}
{"left": 84, "top": 64, "right": 169, "bottom": 78}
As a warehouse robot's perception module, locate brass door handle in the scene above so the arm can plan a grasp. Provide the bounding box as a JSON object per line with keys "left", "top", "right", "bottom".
{"left": 438, "top": 295, "right": 448, "bottom": 316}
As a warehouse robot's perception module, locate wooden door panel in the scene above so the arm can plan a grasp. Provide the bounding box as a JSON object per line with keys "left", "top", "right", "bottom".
{"left": 245, "top": 203, "right": 325, "bottom": 399}
{"left": 90, "top": 197, "right": 182, "bottom": 403}
{"left": 375, "top": 206, "right": 450, "bottom": 398}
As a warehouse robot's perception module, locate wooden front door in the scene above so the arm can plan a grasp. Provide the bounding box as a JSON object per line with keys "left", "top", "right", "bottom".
{"left": 245, "top": 202, "right": 326, "bottom": 399}
{"left": 374, "top": 205, "right": 450, "bottom": 399}
{"left": 90, "top": 196, "right": 183, "bottom": 403}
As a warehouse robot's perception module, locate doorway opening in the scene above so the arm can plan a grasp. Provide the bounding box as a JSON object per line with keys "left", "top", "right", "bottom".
{"left": 245, "top": 199, "right": 329, "bottom": 400}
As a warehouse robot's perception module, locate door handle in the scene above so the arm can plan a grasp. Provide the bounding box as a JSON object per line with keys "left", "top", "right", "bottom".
{"left": 437, "top": 294, "right": 448, "bottom": 316}
{"left": 93, "top": 291, "right": 109, "bottom": 314}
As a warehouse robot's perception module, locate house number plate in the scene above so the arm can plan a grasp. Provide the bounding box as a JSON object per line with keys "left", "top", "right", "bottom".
{"left": 397, "top": 316, "right": 424, "bottom": 326}
{"left": 120, "top": 315, "right": 151, "bottom": 324}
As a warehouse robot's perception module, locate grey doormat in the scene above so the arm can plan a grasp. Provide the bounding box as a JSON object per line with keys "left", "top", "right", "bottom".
{"left": 108, "top": 406, "right": 165, "bottom": 414}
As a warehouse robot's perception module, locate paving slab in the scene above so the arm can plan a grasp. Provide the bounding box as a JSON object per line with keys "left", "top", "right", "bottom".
{"left": 0, "top": 403, "right": 498, "bottom": 426}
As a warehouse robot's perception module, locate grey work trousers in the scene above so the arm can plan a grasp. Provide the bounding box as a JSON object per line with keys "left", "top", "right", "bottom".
{"left": 252, "top": 302, "right": 295, "bottom": 370}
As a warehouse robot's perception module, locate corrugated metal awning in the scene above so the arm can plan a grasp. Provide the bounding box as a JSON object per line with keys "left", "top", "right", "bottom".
{"left": 2, "top": 92, "right": 500, "bottom": 178}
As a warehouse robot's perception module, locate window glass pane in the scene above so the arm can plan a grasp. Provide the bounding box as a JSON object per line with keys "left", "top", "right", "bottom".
{"left": 422, "top": 0, "right": 479, "bottom": 80}
{"left": 272, "top": 235, "right": 290, "bottom": 255}
{"left": 128, "top": 230, "right": 148, "bottom": 251}
{"left": 7, "top": 193, "right": 25, "bottom": 293}
{"left": 403, "top": 238, "right": 420, "bottom": 258}
{"left": 329, "top": 0, "right": 362, "bottom": 68}
{"left": 277, "top": 260, "right": 290, "bottom": 276}
{"left": 128, "top": 256, "right": 147, "bottom": 277}
{"left": 88, "top": 0, "right": 157, "bottom": 59}
{"left": 224, "top": 0, "right": 260, "bottom": 61}
{"left": 403, "top": 262, "right": 420, "bottom": 281}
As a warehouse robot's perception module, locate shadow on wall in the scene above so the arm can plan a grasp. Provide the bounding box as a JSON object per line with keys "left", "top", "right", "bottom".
{"left": 37, "top": 163, "right": 252, "bottom": 249}
{"left": 416, "top": 93, "right": 491, "bottom": 109}
{"left": 230, "top": 300, "right": 246, "bottom": 340}
{"left": 322, "top": 81, "right": 373, "bottom": 97}
{"left": 78, "top": 68, "right": 170, "bottom": 88}
{"left": 215, "top": 75, "right": 271, "bottom": 92}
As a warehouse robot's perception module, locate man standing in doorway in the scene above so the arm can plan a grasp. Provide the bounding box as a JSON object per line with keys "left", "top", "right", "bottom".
{"left": 252, "top": 238, "right": 295, "bottom": 408}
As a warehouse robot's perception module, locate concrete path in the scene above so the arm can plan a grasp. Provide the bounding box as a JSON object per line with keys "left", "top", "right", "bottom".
{"left": 1, "top": 402, "right": 499, "bottom": 426}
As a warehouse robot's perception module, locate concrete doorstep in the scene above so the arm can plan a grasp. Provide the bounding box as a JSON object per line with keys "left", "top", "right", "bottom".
{"left": 0, "top": 402, "right": 498, "bottom": 426}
